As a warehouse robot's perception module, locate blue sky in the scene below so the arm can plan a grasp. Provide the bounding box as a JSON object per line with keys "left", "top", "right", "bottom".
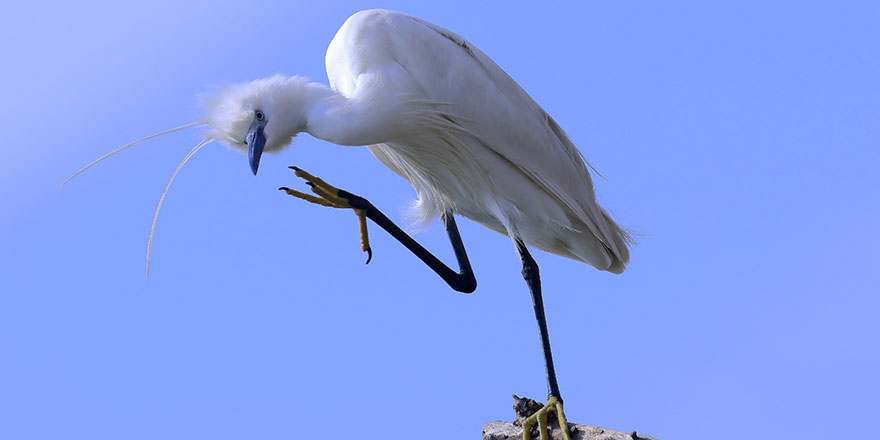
{"left": 2, "top": 1, "right": 878, "bottom": 439}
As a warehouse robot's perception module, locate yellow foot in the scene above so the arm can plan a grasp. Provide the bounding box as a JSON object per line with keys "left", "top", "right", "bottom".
{"left": 521, "top": 396, "right": 571, "bottom": 440}
{"left": 279, "top": 166, "right": 372, "bottom": 263}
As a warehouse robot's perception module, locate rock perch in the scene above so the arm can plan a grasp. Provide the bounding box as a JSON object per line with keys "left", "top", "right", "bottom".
{"left": 482, "top": 395, "right": 659, "bottom": 440}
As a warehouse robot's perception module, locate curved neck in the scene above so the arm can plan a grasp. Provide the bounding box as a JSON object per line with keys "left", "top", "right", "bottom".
{"left": 280, "top": 79, "right": 423, "bottom": 147}
{"left": 302, "top": 85, "right": 390, "bottom": 146}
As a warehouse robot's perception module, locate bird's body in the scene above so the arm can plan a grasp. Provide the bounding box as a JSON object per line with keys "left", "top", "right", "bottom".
{"left": 322, "top": 10, "right": 629, "bottom": 272}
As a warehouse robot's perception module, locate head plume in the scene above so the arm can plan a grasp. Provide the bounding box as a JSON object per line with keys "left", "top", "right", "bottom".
{"left": 63, "top": 74, "right": 322, "bottom": 279}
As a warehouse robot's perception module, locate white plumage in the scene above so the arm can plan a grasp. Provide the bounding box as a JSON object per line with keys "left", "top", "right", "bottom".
{"left": 320, "top": 10, "right": 630, "bottom": 272}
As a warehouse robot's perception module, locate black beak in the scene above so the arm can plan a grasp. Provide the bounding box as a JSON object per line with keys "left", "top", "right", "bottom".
{"left": 246, "top": 125, "right": 266, "bottom": 175}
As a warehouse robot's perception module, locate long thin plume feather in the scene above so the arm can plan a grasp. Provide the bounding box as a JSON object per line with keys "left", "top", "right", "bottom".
{"left": 61, "top": 122, "right": 205, "bottom": 188}
{"left": 146, "top": 138, "right": 212, "bottom": 280}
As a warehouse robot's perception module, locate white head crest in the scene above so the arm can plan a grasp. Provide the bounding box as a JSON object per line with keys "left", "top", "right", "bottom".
{"left": 199, "top": 74, "right": 314, "bottom": 156}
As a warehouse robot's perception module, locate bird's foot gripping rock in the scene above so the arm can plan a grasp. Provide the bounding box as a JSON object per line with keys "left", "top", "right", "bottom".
{"left": 516, "top": 395, "right": 572, "bottom": 440}
{"left": 279, "top": 166, "right": 372, "bottom": 263}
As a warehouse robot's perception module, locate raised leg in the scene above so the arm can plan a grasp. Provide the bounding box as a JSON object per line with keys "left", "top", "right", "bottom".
{"left": 515, "top": 239, "right": 571, "bottom": 440}
{"left": 280, "top": 166, "right": 476, "bottom": 293}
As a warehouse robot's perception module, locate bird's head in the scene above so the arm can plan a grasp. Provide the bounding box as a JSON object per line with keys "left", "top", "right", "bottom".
{"left": 199, "top": 74, "right": 313, "bottom": 175}
{"left": 63, "top": 75, "right": 328, "bottom": 278}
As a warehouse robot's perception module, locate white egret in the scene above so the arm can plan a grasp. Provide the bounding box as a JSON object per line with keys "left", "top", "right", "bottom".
{"left": 68, "top": 9, "right": 631, "bottom": 440}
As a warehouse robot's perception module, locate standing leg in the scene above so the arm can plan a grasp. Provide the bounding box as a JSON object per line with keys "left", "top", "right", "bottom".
{"left": 515, "top": 239, "right": 571, "bottom": 440}
{"left": 516, "top": 239, "right": 561, "bottom": 400}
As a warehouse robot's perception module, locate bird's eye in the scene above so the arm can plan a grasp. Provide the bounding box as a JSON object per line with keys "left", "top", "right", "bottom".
{"left": 255, "top": 110, "right": 265, "bottom": 121}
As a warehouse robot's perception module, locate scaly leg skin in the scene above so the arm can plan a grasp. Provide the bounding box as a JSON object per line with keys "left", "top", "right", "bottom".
{"left": 521, "top": 397, "right": 571, "bottom": 440}
{"left": 279, "top": 166, "right": 372, "bottom": 263}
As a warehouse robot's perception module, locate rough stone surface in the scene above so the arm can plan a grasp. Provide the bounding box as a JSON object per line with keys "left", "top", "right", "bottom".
{"left": 482, "top": 395, "right": 659, "bottom": 440}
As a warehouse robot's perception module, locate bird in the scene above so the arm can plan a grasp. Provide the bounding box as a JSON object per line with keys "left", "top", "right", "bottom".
{"left": 67, "top": 9, "right": 630, "bottom": 440}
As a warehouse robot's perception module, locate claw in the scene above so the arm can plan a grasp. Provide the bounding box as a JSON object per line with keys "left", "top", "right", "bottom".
{"left": 280, "top": 186, "right": 344, "bottom": 208}
{"left": 282, "top": 166, "right": 375, "bottom": 264}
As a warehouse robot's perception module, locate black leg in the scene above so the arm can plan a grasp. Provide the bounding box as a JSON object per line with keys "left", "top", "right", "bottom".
{"left": 515, "top": 238, "right": 562, "bottom": 401}
{"left": 339, "top": 190, "right": 477, "bottom": 294}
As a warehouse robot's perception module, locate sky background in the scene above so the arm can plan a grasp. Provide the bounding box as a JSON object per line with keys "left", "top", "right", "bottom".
{"left": 2, "top": 1, "right": 878, "bottom": 439}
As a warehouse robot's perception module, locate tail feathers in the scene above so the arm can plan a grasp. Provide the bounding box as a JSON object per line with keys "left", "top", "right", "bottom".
{"left": 602, "top": 211, "right": 631, "bottom": 274}
{"left": 565, "top": 210, "right": 631, "bottom": 274}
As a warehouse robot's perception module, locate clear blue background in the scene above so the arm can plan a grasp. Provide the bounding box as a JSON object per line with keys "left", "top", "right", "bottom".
{"left": 2, "top": 1, "right": 878, "bottom": 439}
